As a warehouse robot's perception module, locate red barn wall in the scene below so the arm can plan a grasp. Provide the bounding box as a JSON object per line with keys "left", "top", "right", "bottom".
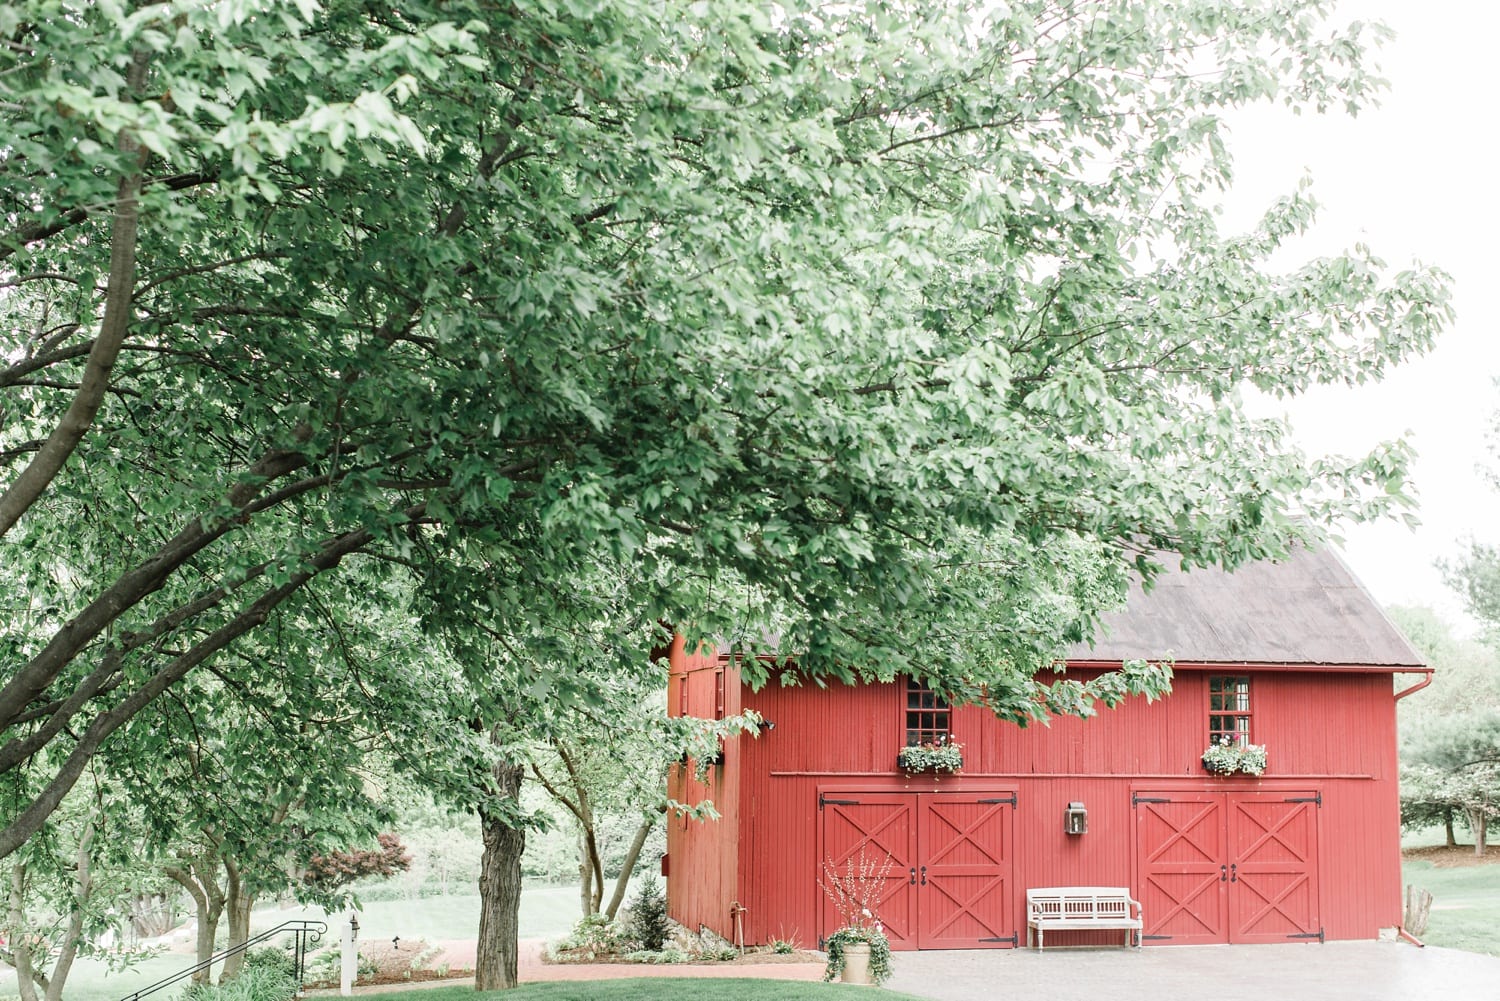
{"left": 664, "top": 638, "right": 742, "bottom": 941}
{"left": 690, "top": 665, "right": 1403, "bottom": 950}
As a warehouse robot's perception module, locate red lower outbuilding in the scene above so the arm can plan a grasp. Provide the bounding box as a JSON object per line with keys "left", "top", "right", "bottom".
{"left": 665, "top": 546, "right": 1430, "bottom": 949}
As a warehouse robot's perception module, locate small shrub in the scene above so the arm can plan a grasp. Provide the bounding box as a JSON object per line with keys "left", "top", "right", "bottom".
{"left": 555, "top": 913, "right": 628, "bottom": 954}
{"left": 178, "top": 965, "right": 296, "bottom": 1001}
{"left": 303, "top": 946, "right": 375, "bottom": 987}
{"left": 243, "top": 947, "right": 295, "bottom": 980}
{"left": 622, "top": 947, "right": 689, "bottom": 964}
{"left": 771, "top": 939, "right": 794, "bottom": 955}
{"left": 625, "top": 875, "right": 669, "bottom": 952}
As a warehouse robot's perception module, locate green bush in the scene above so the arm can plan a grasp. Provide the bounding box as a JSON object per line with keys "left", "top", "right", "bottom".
{"left": 178, "top": 965, "right": 296, "bottom": 1001}
{"left": 243, "top": 947, "right": 295, "bottom": 980}
{"left": 304, "top": 946, "right": 376, "bottom": 986}
{"left": 624, "top": 875, "right": 669, "bottom": 952}
{"left": 554, "top": 913, "right": 628, "bottom": 954}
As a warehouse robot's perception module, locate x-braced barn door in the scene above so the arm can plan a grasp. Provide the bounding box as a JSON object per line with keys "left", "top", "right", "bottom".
{"left": 1134, "top": 792, "right": 1227, "bottom": 944}
{"left": 818, "top": 791, "right": 1014, "bottom": 949}
{"left": 818, "top": 793, "right": 919, "bottom": 947}
{"left": 1134, "top": 790, "right": 1321, "bottom": 945}
{"left": 1227, "top": 794, "right": 1322, "bottom": 943}
{"left": 916, "top": 794, "right": 1015, "bottom": 948}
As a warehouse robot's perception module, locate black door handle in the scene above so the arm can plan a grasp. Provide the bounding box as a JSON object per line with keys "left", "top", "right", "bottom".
{"left": 920, "top": 865, "right": 927, "bottom": 886}
{"left": 1220, "top": 864, "right": 1227, "bottom": 882}
{"left": 1230, "top": 863, "right": 1237, "bottom": 883}
{"left": 910, "top": 867, "right": 917, "bottom": 886}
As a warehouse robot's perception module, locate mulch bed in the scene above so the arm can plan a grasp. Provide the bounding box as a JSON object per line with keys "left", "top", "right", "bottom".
{"left": 1402, "top": 845, "right": 1500, "bottom": 868}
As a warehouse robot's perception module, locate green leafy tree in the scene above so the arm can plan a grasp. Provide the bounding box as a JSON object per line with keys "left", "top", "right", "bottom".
{"left": 1402, "top": 710, "right": 1500, "bottom": 856}
{"left": 0, "top": 0, "right": 1450, "bottom": 903}
{"left": 0, "top": 779, "right": 153, "bottom": 1001}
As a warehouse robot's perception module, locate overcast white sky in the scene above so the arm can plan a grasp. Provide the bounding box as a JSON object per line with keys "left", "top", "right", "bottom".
{"left": 1219, "top": 0, "right": 1500, "bottom": 627}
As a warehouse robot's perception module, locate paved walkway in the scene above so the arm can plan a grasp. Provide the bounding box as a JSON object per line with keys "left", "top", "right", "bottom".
{"left": 887, "top": 942, "right": 1500, "bottom": 1001}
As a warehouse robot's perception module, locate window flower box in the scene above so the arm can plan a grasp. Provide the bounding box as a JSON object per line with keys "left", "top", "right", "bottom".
{"left": 897, "top": 739, "right": 963, "bottom": 774}
{"left": 1201, "top": 737, "right": 1267, "bottom": 777}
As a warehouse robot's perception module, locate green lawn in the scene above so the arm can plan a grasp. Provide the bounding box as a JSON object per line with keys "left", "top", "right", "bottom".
{"left": 353, "top": 981, "right": 922, "bottom": 1001}
{"left": 1401, "top": 858, "right": 1500, "bottom": 957}
{"left": 59, "top": 887, "right": 583, "bottom": 1001}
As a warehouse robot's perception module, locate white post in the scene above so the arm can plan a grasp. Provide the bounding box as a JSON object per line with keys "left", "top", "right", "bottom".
{"left": 340, "top": 917, "right": 356, "bottom": 997}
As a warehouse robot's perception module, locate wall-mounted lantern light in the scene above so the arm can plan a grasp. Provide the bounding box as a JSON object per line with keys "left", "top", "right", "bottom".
{"left": 1064, "top": 801, "right": 1088, "bottom": 835}
{"left": 349, "top": 914, "right": 359, "bottom": 940}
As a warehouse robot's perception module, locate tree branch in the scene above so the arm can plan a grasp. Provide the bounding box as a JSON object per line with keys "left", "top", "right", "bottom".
{"left": 0, "top": 50, "right": 152, "bottom": 539}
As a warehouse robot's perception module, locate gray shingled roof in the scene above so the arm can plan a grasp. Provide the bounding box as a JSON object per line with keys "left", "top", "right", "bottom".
{"left": 1066, "top": 544, "right": 1425, "bottom": 668}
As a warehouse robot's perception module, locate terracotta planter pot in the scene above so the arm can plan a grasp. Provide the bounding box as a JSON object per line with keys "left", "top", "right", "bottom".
{"left": 839, "top": 942, "right": 873, "bottom": 985}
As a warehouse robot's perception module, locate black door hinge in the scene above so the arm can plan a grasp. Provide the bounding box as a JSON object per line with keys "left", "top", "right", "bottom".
{"left": 979, "top": 934, "right": 1019, "bottom": 945}
{"left": 819, "top": 794, "right": 860, "bottom": 810}
{"left": 1133, "top": 794, "right": 1172, "bottom": 806}
{"left": 978, "top": 794, "right": 1017, "bottom": 806}
{"left": 1287, "top": 929, "right": 1325, "bottom": 942}
{"left": 1142, "top": 934, "right": 1173, "bottom": 941}
{"left": 1284, "top": 793, "right": 1322, "bottom": 807}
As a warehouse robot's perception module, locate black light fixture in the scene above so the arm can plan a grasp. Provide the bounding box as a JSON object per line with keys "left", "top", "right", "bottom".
{"left": 392, "top": 935, "right": 401, "bottom": 950}
{"left": 1064, "top": 801, "right": 1088, "bottom": 835}
{"left": 349, "top": 914, "right": 360, "bottom": 940}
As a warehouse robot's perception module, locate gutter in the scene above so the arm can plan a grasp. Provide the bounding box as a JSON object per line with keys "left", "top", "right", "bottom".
{"left": 1394, "top": 669, "right": 1435, "bottom": 701}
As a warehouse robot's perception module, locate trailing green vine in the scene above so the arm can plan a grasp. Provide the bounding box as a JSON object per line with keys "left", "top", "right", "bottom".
{"left": 822, "top": 925, "right": 893, "bottom": 985}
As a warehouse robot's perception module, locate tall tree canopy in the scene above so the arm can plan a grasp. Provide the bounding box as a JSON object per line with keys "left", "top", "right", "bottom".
{"left": 1, "top": 0, "right": 1451, "bottom": 862}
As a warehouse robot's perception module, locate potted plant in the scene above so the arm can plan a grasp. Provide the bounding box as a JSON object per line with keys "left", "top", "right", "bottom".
{"left": 1201, "top": 736, "right": 1268, "bottom": 776}
{"left": 897, "top": 737, "right": 963, "bottom": 774}
{"left": 823, "top": 924, "right": 893, "bottom": 986}
{"left": 819, "top": 846, "right": 895, "bottom": 986}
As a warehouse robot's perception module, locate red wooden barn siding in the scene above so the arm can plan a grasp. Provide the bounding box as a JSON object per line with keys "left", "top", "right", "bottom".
{"left": 665, "top": 637, "right": 742, "bottom": 938}
{"left": 678, "top": 663, "right": 1403, "bottom": 949}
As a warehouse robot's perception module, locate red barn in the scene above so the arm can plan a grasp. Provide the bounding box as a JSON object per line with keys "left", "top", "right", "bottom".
{"left": 665, "top": 546, "right": 1430, "bottom": 950}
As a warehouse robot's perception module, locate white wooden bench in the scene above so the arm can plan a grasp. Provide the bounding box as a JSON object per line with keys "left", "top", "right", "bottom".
{"left": 1026, "top": 887, "right": 1143, "bottom": 950}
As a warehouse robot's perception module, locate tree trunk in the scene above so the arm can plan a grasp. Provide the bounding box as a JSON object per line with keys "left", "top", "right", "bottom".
{"left": 131, "top": 891, "right": 177, "bottom": 941}
{"left": 44, "top": 820, "right": 96, "bottom": 1001}
{"left": 1474, "top": 811, "right": 1489, "bottom": 856}
{"left": 577, "top": 828, "right": 593, "bottom": 917}
{"left": 165, "top": 855, "right": 226, "bottom": 985}
{"left": 604, "top": 815, "right": 657, "bottom": 921}
{"left": 220, "top": 856, "right": 254, "bottom": 983}
{"left": 7, "top": 860, "right": 42, "bottom": 1001}
{"left": 1445, "top": 810, "right": 1456, "bottom": 847}
{"left": 475, "top": 760, "right": 525, "bottom": 991}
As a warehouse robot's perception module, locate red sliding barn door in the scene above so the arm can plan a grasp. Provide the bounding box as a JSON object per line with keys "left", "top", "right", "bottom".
{"left": 818, "top": 791, "right": 1016, "bottom": 949}
{"left": 1228, "top": 794, "right": 1322, "bottom": 943}
{"left": 818, "top": 793, "right": 919, "bottom": 946}
{"left": 1135, "top": 792, "right": 1228, "bottom": 944}
{"left": 916, "top": 794, "right": 1014, "bottom": 948}
{"left": 1135, "top": 790, "right": 1322, "bottom": 945}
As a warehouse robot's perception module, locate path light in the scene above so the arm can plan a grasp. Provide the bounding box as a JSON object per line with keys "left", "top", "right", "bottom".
{"left": 392, "top": 936, "right": 400, "bottom": 950}
{"left": 1064, "top": 802, "right": 1087, "bottom": 835}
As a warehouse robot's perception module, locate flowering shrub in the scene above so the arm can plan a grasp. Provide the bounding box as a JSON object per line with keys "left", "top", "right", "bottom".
{"left": 897, "top": 739, "right": 963, "bottom": 773}
{"left": 1202, "top": 737, "right": 1267, "bottom": 776}
{"left": 819, "top": 845, "right": 895, "bottom": 984}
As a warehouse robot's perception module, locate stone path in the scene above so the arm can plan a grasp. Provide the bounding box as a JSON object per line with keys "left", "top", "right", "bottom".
{"left": 886, "top": 941, "right": 1500, "bottom": 1001}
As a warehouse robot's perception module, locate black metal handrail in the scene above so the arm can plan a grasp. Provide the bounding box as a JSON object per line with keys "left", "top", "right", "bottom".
{"left": 116, "top": 919, "right": 328, "bottom": 1001}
